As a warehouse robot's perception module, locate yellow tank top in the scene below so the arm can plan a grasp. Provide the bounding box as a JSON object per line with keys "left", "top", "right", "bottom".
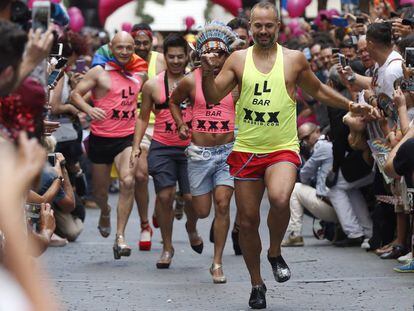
{"left": 234, "top": 44, "right": 299, "bottom": 154}
{"left": 138, "top": 51, "right": 159, "bottom": 124}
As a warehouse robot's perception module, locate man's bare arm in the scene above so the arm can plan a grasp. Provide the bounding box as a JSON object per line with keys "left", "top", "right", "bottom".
{"left": 201, "top": 52, "right": 239, "bottom": 104}
{"left": 169, "top": 74, "right": 193, "bottom": 127}
{"left": 132, "top": 81, "right": 154, "bottom": 152}
{"left": 70, "top": 67, "right": 104, "bottom": 119}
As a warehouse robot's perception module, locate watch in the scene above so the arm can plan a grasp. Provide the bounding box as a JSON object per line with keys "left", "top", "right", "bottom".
{"left": 57, "top": 176, "right": 64, "bottom": 184}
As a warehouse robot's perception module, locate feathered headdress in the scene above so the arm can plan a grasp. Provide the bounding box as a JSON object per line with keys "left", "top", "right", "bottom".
{"left": 195, "top": 21, "right": 245, "bottom": 56}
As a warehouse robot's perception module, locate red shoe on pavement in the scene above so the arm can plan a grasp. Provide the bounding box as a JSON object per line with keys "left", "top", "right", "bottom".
{"left": 139, "top": 222, "right": 153, "bottom": 251}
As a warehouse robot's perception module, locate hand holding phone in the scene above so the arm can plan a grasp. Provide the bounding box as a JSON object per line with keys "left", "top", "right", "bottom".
{"left": 75, "top": 59, "right": 86, "bottom": 73}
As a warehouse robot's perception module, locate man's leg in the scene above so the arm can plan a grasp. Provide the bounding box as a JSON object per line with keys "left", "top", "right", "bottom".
{"left": 286, "top": 183, "right": 305, "bottom": 236}
{"left": 265, "top": 163, "right": 297, "bottom": 258}
{"left": 156, "top": 186, "right": 176, "bottom": 257}
{"left": 236, "top": 179, "right": 265, "bottom": 286}
{"left": 91, "top": 163, "right": 112, "bottom": 235}
{"left": 114, "top": 147, "right": 136, "bottom": 237}
{"left": 134, "top": 148, "right": 149, "bottom": 224}
{"left": 211, "top": 185, "right": 233, "bottom": 280}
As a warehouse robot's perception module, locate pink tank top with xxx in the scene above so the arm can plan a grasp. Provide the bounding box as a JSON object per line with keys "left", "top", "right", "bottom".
{"left": 91, "top": 70, "right": 143, "bottom": 138}
{"left": 152, "top": 71, "right": 192, "bottom": 147}
{"left": 192, "top": 68, "right": 235, "bottom": 134}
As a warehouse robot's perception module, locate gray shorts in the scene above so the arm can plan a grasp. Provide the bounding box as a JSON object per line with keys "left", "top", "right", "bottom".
{"left": 186, "top": 142, "right": 234, "bottom": 196}
{"left": 148, "top": 140, "right": 190, "bottom": 194}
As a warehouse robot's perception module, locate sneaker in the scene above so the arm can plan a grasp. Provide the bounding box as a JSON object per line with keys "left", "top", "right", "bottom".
{"left": 398, "top": 252, "right": 413, "bottom": 264}
{"left": 393, "top": 260, "right": 414, "bottom": 273}
{"left": 50, "top": 233, "right": 68, "bottom": 247}
{"left": 139, "top": 223, "right": 153, "bottom": 251}
{"left": 281, "top": 232, "right": 304, "bottom": 247}
{"left": 248, "top": 284, "right": 267, "bottom": 309}
{"left": 360, "top": 238, "right": 370, "bottom": 249}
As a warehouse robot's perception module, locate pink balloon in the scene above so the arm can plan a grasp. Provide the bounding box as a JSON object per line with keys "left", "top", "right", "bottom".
{"left": 305, "top": 0, "right": 312, "bottom": 5}
{"left": 99, "top": 0, "right": 133, "bottom": 25}
{"left": 400, "top": 0, "right": 414, "bottom": 4}
{"left": 67, "top": 7, "right": 85, "bottom": 33}
{"left": 184, "top": 16, "right": 195, "bottom": 31}
{"left": 287, "top": 0, "right": 307, "bottom": 18}
{"left": 211, "top": 0, "right": 242, "bottom": 16}
{"left": 121, "top": 22, "right": 132, "bottom": 33}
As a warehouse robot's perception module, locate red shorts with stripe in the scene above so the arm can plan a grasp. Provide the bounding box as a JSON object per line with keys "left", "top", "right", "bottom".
{"left": 226, "top": 150, "right": 301, "bottom": 180}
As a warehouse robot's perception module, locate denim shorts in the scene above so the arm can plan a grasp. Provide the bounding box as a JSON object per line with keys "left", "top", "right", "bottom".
{"left": 186, "top": 142, "right": 234, "bottom": 196}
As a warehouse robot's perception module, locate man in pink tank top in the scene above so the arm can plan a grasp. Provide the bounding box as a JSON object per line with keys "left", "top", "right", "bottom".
{"left": 71, "top": 32, "right": 147, "bottom": 260}
{"left": 169, "top": 22, "right": 243, "bottom": 284}
{"left": 130, "top": 34, "right": 202, "bottom": 269}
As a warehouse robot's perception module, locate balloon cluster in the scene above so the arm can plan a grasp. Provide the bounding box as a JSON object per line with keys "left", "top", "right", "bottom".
{"left": 67, "top": 7, "right": 85, "bottom": 32}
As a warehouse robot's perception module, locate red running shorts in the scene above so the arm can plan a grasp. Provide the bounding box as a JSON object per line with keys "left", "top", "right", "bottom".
{"left": 226, "top": 150, "right": 301, "bottom": 180}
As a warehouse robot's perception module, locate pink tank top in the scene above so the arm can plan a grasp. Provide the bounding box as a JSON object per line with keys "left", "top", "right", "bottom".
{"left": 91, "top": 71, "right": 143, "bottom": 137}
{"left": 152, "top": 71, "right": 192, "bottom": 147}
{"left": 192, "top": 68, "right": 235, "bottom": 133}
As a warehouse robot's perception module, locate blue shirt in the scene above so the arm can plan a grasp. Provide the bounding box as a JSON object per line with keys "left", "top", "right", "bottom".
{"left": 299, "top": 136, "right": 333, "bottom": 197}
{"left": 37, "top": 167, "right": 66, "bottom": 205}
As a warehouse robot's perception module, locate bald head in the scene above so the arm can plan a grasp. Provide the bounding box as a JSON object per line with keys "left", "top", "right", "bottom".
{"left": 250, "top": 1, "right": 279, "bottom": 22}
{"left": 298, "top": 122, "right": 318, "bottom": 140}
{"left": 109, "top": 31, "right": 135, "bottom": 65}
{"left": 111, "top": 31, "right": 134, "bottom": 46}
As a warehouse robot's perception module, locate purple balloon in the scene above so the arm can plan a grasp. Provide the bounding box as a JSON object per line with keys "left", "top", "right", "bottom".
{"left": 286, "top": 0, "right": 307, "bottom": 18}
{"left": 68, "top": 7, "right": 85, "bottom": 32}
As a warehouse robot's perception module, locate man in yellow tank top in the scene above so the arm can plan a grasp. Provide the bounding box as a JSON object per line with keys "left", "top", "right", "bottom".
{"left": 130, "top": 23, "right": 166, "bottom": 251}
{"left": 201, "top": 2, "right": 373, "bottom": 309}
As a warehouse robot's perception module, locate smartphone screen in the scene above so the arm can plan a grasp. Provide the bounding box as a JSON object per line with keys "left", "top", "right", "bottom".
{"left": 406, "top": 48, "right": 414, "bottom": 68}
{"left": 338, "top": 53, "right": 348, "bottom": 67}
{"left": 31, "top": 1, "right": 50, "bottom": 33}
{"left": 356, "top": 17, "right": 365, "bottom": 24}
{"left": 50, "top": 43, "right": 63, "bottom": 57}
{"left": 48, "top": 153, "right": 56, "bottom": 166}
{"left": 303, "top": 48, "right": 311, "bottom": 61}
{"left": 47, "top": 70, "right": 61, "bottom": 87}
{"left": 75, "top": 59, "right": 86, "bottom": 73}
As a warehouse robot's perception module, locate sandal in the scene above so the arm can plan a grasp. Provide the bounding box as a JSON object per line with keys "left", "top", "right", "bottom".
{"left": 185, "top": 222, "right": 203, "bottom": 254}
{"left": 374, "top": 242, "right": 394, "bottom": 255}
{"left": 113, "top": 234, "right": 131, "bottom": 260}
{"left": 98, "top": 207, "right": 111, "bottom": 238}
{"left": 210, "top": 263, "right": 227, "bottom": 284}
{"left": 156, "top": 248, "right": 174, "bottom": 269}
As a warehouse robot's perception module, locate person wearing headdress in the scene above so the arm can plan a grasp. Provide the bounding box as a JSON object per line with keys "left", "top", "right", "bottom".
{"left": 169, "top": 21, "right": 244, "bottom": 284}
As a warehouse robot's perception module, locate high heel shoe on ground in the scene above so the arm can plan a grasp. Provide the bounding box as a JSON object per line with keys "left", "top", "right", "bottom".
{"left": 139, "top": 221, "right": 153, "bottom": 251}
{"left": 113, "top": 235, "right": 131, "bottom": 260}
{"left": 98, "top": 208, "right": 111, "bottom": 238}
{"left": 209, "top": 263, "right": 227, "bottom": 284}
{"left": 186, "top": 222, "right": 203, "bottom": 254}
{"left": 156, "top": 248, "right": 174, "bottom": 269}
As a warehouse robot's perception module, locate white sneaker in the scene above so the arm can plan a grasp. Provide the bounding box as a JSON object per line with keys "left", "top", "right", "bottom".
{"left": 397, "top": 252, "right": 413, "bottom": 264}
{"left": 360, "top": 238, "right": 370, "bottom": 249}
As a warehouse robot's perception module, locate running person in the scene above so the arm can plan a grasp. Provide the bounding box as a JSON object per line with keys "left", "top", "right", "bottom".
{"left": 201, "top": 3, "right": 372, "bottom": 309}
{"left": 169, "top": 22, "right": 243, "bottom": 283}
{"left": 71, "top": 32, "right": 147, "bottom": 259}
{"left": 130, "top": 34, "right": 202, "bottom": 269}
{"left": 130, "top": 23, "right": 167, "bottom": 250}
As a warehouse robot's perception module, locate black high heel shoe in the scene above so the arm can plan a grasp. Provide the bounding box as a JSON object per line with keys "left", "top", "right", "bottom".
{"left": 249, "top": 284, "right": 267, "bottom": 309}
{"left": 113, "top": 234, "right": 131, "bottom": 260}
{"left": 232, "top": 225, "right": 242, "bottom": 256}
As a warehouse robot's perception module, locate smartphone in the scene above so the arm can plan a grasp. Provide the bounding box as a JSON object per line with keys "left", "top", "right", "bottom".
{"left": 332, "top": 17, "right": 348, "bottom": 28}
{"left": 338, "top": 53, "right": 348, "bottom": 67}
{"left": 332, "top": 48, "right": 340, "bottom": 54}
{"left": 303, "top": 47, "right": 311, "bottom": 61}
{"left": 48, "top": 153, "right": 56, "bottom": 166}
{"left": 24, "top": 203, "right": 42, "bottom": 228}
{"left": 356, "top": 17, "right": 365, "bottom": 24}
{"left": 406, "top": 48, "right": 414, "bottom": 68}
{"left": 350, "top": 35, "right": 358, "bottom": 45}
{"left": 50, "top": 43, "right": 63, "bottom": 57}
{"left": 47, "top": 69, "right": 61, "bottom": 89}
{"left": 75, "top": 59, "right": 86, "bottom": 73}
{"left": 31, "top": 1, "right": 50, "bottom": 33}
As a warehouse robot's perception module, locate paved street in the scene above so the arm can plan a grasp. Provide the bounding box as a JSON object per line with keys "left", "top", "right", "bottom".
{"left": 43, "top": 186, "right": 414, "bottom": 311}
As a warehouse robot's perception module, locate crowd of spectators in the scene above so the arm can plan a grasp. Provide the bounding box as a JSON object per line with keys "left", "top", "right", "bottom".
{"left": 0, "top": 0, "right": 413, "bottom": 309}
